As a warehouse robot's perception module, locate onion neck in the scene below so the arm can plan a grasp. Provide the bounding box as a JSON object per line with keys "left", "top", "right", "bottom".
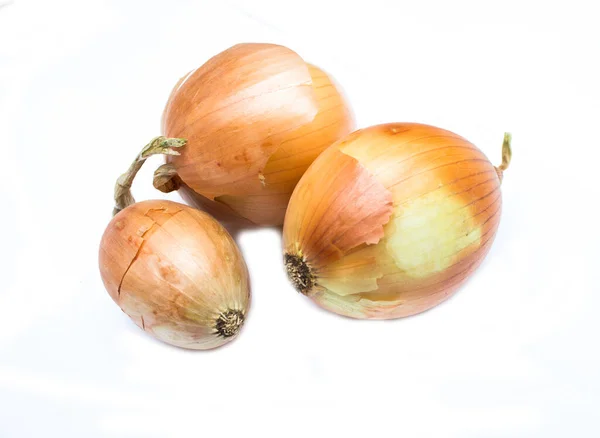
{"left": 495, "top": 133, "right": 512, "bottom": 183}
{"left": 113, "top": 136, "right": 186, "bottom": 216}
{"left": 284, "top": 253, "right": 315, "bottom": 295}
{"left": 153, "top": 163, "right": 183, "bottom": 193}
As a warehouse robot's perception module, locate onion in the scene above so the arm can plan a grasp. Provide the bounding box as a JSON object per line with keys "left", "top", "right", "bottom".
{"left": 282, "top": 123, "right": 511, "bottom": 319}
{"left": 114, "top": 43, "right": 355, "bottom": 225}
{"left": 99, "top": 200, "right": 250, "bottom": 349}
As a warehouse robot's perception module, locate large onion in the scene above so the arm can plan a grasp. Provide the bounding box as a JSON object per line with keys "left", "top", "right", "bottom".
{"left": 99, "top": 200, "right": 250, "bottom": 349}
{"left": 114, "top": 43, "right": 354, "bottom": 225}
{"left": 283, "top": 123, "right": 511, "bottom": 319}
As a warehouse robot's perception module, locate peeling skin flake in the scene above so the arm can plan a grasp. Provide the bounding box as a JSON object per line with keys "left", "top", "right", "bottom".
{"left": 317, "top": 245, "right": 384, "bottom": 296}
{"left": 283, "top": 146, "right": 394, "bottom": 298}
{"left": 298, "top": 147, "right": 392, "bottom": 265}
{"left": 258, "top": 172, "right": 266, "bottom": 186}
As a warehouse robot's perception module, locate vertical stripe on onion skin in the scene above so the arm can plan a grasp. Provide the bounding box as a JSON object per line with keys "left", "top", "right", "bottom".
{"left": 283, "top": 123, "right": 511, "bottom": 319}
{"left": 99, "top": 200, "right": 250, "bottom": 349}
{"left": 159, "top": 44, "right": 355, "bottom": 225}
{"left": 163, "top": 44, "right": 318, "bottom": 199}
{"left": 212, "top": 64, "right": 355, "bottom": 225}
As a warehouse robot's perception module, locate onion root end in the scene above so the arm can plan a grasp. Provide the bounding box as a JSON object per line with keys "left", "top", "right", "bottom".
{"left": 215, "top": 309, "right": 245, "bottom": 338}
{"left": 284, "top": 252, "right": 315, "bottom": 295}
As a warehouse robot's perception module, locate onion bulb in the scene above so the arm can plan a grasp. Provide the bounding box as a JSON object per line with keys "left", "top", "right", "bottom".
{"left": 114, "top": 43, "right": 354, "bottom": 225}
{"left": 283, "top": 123, "right": 511, "bottom": 319}
{"left": 99, "top": 200, "right": 250, "bottom": 349}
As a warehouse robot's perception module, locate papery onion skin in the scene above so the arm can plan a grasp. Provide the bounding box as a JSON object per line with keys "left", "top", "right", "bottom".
{"left": 283, "top": 123, "right": 509, "bottom": 319}
{"left": 160, "top": 43, "right": 355, "bottom": 226}
{"left": 99, "top": 200, "right": 250, "bottom": 349}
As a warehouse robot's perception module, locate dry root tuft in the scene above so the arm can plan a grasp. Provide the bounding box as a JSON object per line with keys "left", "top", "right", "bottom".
{"left": 284, "top": 253, "right": 315, "bottom": 295}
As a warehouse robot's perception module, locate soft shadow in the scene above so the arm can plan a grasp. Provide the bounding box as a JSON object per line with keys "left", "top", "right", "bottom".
{"left": 127, "top": 317, "right": 249, "bottom": 354}
{"left": 175, "top": 183, "right": 284, "bottom": 240}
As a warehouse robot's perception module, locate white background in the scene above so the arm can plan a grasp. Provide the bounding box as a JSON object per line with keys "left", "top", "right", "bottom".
{"left": 1, "top": 0, "right": 599, "bottom": 436}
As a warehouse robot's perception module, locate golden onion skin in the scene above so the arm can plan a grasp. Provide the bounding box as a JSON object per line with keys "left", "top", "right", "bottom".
{"left": 161, "top": 43, "right": 354, "bottom": 226}
{"left": 283, "top": 123, "right": 504, "bottom": 319}
{"left": 99, "top": 200, "right": 250, "bottom": 349}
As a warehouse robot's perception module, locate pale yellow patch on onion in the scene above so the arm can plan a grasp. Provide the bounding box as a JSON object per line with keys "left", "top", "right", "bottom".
{"left": 385, "top": 191, "right": 482, "bottom": 278}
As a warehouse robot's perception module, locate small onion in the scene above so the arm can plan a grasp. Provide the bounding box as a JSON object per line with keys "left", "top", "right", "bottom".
{"left": 114, "top": 43, "right": 355, "bottom": 225}
{"left": 99, "top": 200, "right": 250, "bottom": 349}
{"left": 283, "top": 123, "right": 511, "bottom": 319}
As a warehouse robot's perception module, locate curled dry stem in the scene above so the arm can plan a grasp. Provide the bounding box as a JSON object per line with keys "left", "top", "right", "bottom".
{"left": 495, "top": 132, "right": 512, "bottom": 183}
{"left": 154, "top": 163, "right": 183, "bottom": 193}
{"left": 113, "top": 136, "right": 186, "bottom": 216}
